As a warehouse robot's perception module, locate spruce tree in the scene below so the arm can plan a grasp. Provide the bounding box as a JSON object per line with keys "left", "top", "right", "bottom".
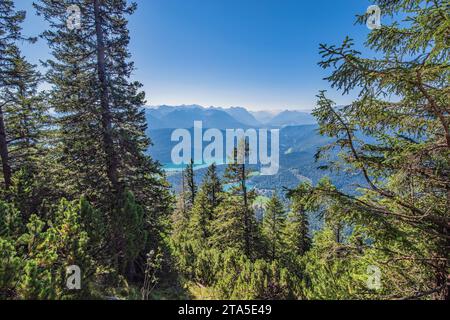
{"left": 223, "top": 143, "right": 258, "bottom": 258}
{"left": 210, "top": 192, "right": 249, "bottom": 254}
{"left": 202, "top": 163, "right": 223, "bottom": 209}
{"left": 285, "top": 185, "right": 312, "bottom": 256}
{"left": 188, "top": 164, "right": 222, "bottom": 241}
{"left": 3, "top": 51, "right": 51, "bottom": 222}
{"left": 189, "top": 189, "right": 212, "bottom": 242}
{"left": 183, "top": 159, "right": 197, "bottom": 211}
{"left": 0, "top": 0, "right": 39, "bottom": 190}
{"left": 313, "top": 0, "right": 450, "bottom": 299}
{"left": 5, "top": 50, "right": 46, "bottom": 169}
{"left": 34, "top": 0, "right": 172, "bottom": 280}
{"left": 262, "top": 194, "right": 286, "bottom": 261}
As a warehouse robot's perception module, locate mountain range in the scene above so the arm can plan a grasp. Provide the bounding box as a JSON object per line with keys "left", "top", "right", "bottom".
{"left": 145, "top": 105, "right": 364, "bottom": 229}
{"left": 144, "top": 105, "right": 316, "bottom": 129}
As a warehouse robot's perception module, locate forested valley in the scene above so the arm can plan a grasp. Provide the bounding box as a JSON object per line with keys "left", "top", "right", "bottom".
{"left": 0, "top": 0, "right": 448, "bottom": 300}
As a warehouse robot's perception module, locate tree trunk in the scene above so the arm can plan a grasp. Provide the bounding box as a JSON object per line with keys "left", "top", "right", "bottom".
{"left": 0, "top": 106, "right": 12, "bottom": 189}
{"left": 93, "top": 0, "right": 120, "bottom": 192}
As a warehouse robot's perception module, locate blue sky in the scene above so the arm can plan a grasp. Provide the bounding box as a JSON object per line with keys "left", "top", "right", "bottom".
{"left": 17, "top": 0, "right": 376, "bottom": 111}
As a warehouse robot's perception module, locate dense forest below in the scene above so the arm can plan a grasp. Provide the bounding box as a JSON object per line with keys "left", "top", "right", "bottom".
{"left": 0, "top": 0, "right": 448, "bottom": 300}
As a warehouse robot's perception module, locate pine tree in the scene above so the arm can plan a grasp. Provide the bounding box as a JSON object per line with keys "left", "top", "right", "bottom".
{"left": 223, "top": 143, "right": 258, "bottom": 258}
{"left": 5, "top": 52, "right": 47, "bottom": 172}
{"left": 313, "top": 0, "right": 450, "bottom": 299}
{"left": 33, "top": 0, "right": 111, "bottom": 201}
{"left": 285, "top": 185, "right": 312, "bottom": 256}
{"left": 210, "top": 192, "right": 248, "bottom": 254}
{"left": 183, "top": 159, "right": 197, "bottom": 211}
{"left": 17, "top": 199, "right": 95, "bottom": 299}
{"left": 34, "top": 0, "right": 164, "bottom": 203}
{"left": 2, "top": 51, "right": 52, "bottom": 221}
{"left": 0, "top": 0, "right": 39, "bottom": 190}
{"left": 262, "top": 194, "right": 286, "bottom": 261}
{"left": 188, "top": 165, "right": 222, "bottom": 242}
{"left": 188, "top": 189, "right": 211, "bottom": 242}
{"left": 113, "top": 191, "right": 146, "bottom": 278}
{"left": 202, "top": 163, "right": 223, "bottom": 209}
{"left": 34, "top": 0, "right": 173, "bottom": 276}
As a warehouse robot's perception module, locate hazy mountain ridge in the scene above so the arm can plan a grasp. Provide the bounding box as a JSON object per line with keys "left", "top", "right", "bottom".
{"left": 145, "top": 105, "right": 317, "bottom": 129}
{"left": 214, "top": 106, "right": 262, "bottom": 127}
{"left": 143, "top": 106, "right": 356, "bottom": 202}
{"left": 269, "top": 110, "right": 316, "bottom": 126}
{"left": 250, "top": 110, "right": 281, "bottom": 124}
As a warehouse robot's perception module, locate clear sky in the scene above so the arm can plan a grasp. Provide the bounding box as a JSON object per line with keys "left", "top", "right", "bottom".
{"left": 16, "top": 0, "right": 376, "bottom": 111}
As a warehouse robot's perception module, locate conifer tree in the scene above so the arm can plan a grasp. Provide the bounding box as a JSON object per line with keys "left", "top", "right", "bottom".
{"left": 210, "top": 193, "right": 249, "bottom": 254}
{"left": 313, "top": 0, "right": 450, "bottom": 299}
{"left": 34, "top": 0, "right": 172, "bottom": 280}
{"left": 4, "top": 51, "right": 46, "bottom": 173}
{"left": 188, "top": 165, "right": 222, "bottom": 242}
{"left": 262, "top": 194, "right": 286, "bottom": 261}
{"left": 202, "top": 163, "right": 223, "bottom": 209}
{"left": 2, "top": 52, "right": 51, "bottom": 221}
{"left": 34, "top": 0, "right": 159, "bottom": 199}
{"left": 183, "top": 159, "right": 197, "bottom": 211}
{"left": 0, "top": 0, "right": 39, "bottom": 190}
{"left": 285, "top": 185, "right": 312, "bottom": 256}
{"left": 188, "top": 189, "right": 211, "bottom": 242}
{"left": 223, "top": 143, "right": 258, "bottom": 258}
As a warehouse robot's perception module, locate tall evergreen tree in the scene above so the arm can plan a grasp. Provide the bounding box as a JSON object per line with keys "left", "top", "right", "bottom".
{"left": 285, "top": 185, "right": 312, "bottom": 256}
{"left": 202, "top": 163, "right": 223, "bottom": 210}
{"left": 313, "top": 0, "right": 450, "bottom": 299}
{"left": 3, "top": 51, "right": 50, "bottom": 220}
{"left": 34, "top": 0, "right": 172, "bottom": 279}
{"left": 210, "top": 192, "right": 248, "bottom": 254}
{"left": 224, "top": 143, "right": 258, "bottom": 258}
{"left": 183, "top": 159, "right": 197, "bottom": 211}
{"left": 188, "top": 188, "right": 212, "bottom": 242}
{"left": 34, "top": 0, "right": 163, "bottom": 200}
{"left": 262, "top": 194, "right": 286, "bottom": 261}
{"left": 188, "top": 164, "right": 223, "bottom": 240}
{"left": 0, "top": 0, "right": 38, "bottom": 190}
{"left": 4, "top": 52, "right": 47, "bottom": 175}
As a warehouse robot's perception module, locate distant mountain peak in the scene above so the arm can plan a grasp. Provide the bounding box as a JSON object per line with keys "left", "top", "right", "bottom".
{"left": 144, "top": 105, "right": 316, "bottom": 129}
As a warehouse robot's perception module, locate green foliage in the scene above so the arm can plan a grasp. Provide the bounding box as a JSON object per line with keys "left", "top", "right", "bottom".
{"left": 284, "top": 190, "right": 312, "bottom": 257}
{"left": 221, "top": 145, "right": 259, "bottom": 258}
{"left": 189, "top": 188, "right": 213, "bottom": 241}
{"left": 17, "top": 200, "right": 94, "bottom": 299}
{"left": 0, "top": 0, "right": 44, "bottom": 190}
{"left": 113, "top": 191, "right": 147, "bottom": 275}
{"left": 212, "top": 249, "right": 300, "bottom": 300}
{"left": 202, "top": 163, "right": 223, "bottom": 208}
{"left": 0, "top": 200, "right": 22, "bottom": 238}
{"left": 262, "top": 194, "right": 286, "bottom": 261}
{"left": 303, "top": 228, "right": 365, "bottom": 300}
{"left": 210, "top": 192, "right": 257, "bottom": 256}
{"left": 31, "top": 0, "right": 174, "bottom": 286}
{"left": 1, "top": 0, "right": 448, "bottom": 301}
{"left": 0, "top": 239, "right": 21, "bottom": 299}
{"left": 312, "top": 0, "right": 449, "bottom": 299}
{"left": 0, "top": 199, "right": 98, "bottom": 299}
{"left": 183, "top": 159, "right": 197, "bottom": 211}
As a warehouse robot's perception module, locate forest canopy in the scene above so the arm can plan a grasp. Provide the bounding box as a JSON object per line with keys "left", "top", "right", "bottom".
{"left": 0, "top": 0, "right": 448, "bottom": 300}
